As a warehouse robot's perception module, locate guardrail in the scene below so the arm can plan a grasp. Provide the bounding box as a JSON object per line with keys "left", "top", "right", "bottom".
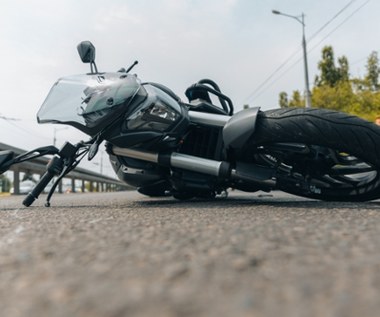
{"left": 0, "top": 142, "right": 129, "bottom": 195}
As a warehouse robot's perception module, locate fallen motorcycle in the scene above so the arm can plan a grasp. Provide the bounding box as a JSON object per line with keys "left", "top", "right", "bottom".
{"left": 2, "top": 41, "right": 380, "bottom": 206}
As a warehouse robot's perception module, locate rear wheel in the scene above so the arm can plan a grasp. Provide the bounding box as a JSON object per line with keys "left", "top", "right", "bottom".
{"left": 247, "top": 108, "right": 380, "bottom": 201}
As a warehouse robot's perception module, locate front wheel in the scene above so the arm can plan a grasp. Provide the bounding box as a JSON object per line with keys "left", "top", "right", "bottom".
{"left": 246, "top": 108, "right": 380, "bottom": 201}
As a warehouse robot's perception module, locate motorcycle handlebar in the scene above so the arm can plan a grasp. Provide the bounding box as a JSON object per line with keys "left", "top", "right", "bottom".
{"left": 22, "top": 156, "right": 64, "bottom": 207}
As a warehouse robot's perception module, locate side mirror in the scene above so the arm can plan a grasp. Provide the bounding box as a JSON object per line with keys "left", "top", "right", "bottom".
{"left": 0, "top": 150, "right": 15, "bottom": 174}
{"left": 77, "top": 41, "right": 98, "bottom": 73}
{"left": 77, "top": 41, "right": 96, "bottom": 63}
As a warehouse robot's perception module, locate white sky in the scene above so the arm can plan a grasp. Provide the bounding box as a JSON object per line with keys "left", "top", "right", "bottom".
{"left": 0, "top": 0, "right": 379, "bottom": 174}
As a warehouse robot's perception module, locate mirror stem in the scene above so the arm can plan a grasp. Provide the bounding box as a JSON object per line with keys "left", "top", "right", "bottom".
{"left": 90, "top": 61, "right": 99, "bottom": 74}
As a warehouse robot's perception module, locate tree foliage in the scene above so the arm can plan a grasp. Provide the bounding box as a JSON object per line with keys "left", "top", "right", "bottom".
{"left": 337, "top": 56, "right": 350, "bottom": 82}
{"left": 0, "top": 174, "right": 11, "bottom": 192}
{"left": 279, "top": 46, "right": 380, "bottom": 122}
{"left": 278, "top": 92, "right": 288, "bottom": 108}
{"left": 365, "top": 51, "right": 379, "bottom": 91}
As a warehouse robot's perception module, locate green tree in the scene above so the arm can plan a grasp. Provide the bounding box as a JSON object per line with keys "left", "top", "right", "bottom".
{"left": 337, "top": 56, "right": 349, "bottom": 82}
{"left": 316, "top": 46, "right": 340, "bottom": 87}
{"left": 0, "top": 174, "right": 11, "bottom": 192}
{"left": 365, "top": 51, "right": 379, "bottom": 91}
{"left": 279, "top": 92, "right": 289, "bottom": 108}
{"left": 288, "top": 90, "right": 304, "bottom": 108}
{"left": 312, "top": 81, "right": 354, "bottom": 113}
{"left": 278, "top": 46, "right": 380, "bottom": 122}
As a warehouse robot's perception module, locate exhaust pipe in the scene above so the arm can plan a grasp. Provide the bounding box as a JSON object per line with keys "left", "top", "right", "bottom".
{"left": 110, "top": 146, "right": 230, "bottom": 178}
{"left": 110, "top": 146, "right": 276, "bottom": 187}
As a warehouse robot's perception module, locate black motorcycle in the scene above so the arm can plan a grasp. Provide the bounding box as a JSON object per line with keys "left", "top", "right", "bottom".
{"left": 2, "top": 41, "right": 380, "bottom": 206}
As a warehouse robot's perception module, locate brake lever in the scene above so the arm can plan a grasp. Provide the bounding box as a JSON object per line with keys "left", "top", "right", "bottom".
{"left": 44, "top": 142, "right": 91, "bottom": 207}
{"left": 0, "top": 145, "right": 60, "bottom": 175}
{"left": 23, "top": 142, "right": 82, "bottom": 207}
{"left": 14, "top": 145, "right": 59, "bottom": 164}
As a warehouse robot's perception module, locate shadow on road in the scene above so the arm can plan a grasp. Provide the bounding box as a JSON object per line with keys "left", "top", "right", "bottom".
{"left": 2, "top": 191, "right": 380, "bottom": 211}
{"left": 136, "top": 195, "right": 380, "bottom": 211}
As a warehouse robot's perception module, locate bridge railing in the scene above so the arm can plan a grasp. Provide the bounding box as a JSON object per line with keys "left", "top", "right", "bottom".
{"left": 0, "top": 142, "right": 130, "bottom": 195}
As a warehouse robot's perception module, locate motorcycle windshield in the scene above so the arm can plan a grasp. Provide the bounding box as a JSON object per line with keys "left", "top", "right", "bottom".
{"left": 37, "top": 73, "right": 146, "bottom": 134}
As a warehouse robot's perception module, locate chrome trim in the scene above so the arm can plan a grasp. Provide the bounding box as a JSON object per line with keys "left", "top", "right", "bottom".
{"left": 170, "top": 152, "right": 222, "bottom": 176}
{"left": 111, "top": 146, "right": 158, "bottom": 163}
{"left": 188, "top": 111, "right": 230, "bottom": 127}
{"left": 112, "top": 146, "right": 223, "bottom": 176}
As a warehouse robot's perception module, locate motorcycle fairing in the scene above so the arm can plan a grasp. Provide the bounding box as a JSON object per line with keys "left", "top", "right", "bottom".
{"left": 37, "top": 73, "right": 146, "bottom": 135}
{"left": 106, "top": 84, "right": 190, "bottom": 151}
{"left": 222, "top": 107, "right": 260, "bottom": 151}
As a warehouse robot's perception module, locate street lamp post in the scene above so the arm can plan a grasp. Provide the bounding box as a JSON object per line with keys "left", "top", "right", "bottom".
{"left": 272, "top": 10, "right": 312, "bottom": 108}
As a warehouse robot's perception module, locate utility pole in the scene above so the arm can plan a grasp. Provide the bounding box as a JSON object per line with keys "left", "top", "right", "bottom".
{"left": 272, "top": 10, "right": 312, "bottom": 108}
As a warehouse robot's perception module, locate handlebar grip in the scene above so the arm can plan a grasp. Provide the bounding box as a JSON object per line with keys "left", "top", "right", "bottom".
{"left": 23, "top": 156, "right": 63, "bottom": 207}
{"left": 23, "top": 171, "right": 55, "bottom": 207}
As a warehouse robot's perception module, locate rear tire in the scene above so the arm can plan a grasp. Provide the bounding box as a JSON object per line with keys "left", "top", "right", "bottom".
{"left": 247, "top": 108, "right": 380, "bottom": 201}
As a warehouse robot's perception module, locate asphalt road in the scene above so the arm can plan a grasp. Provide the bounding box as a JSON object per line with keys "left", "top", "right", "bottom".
{"left": 0, "top": 190, "right": 379, "bottom": 317}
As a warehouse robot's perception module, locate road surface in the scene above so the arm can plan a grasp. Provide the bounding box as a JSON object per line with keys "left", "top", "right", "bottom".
{"left": 0, "top": 191, "right": 379, "bottom": 317}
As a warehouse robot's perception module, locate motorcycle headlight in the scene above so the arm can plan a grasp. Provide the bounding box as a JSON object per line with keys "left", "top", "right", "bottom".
{"left": 126, "top": 102, "right": 180, "bottom": 132}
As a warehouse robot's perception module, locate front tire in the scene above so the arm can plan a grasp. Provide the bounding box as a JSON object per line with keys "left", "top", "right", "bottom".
{"left": 247, "top": 108, "right": 380, "bottom": 201}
